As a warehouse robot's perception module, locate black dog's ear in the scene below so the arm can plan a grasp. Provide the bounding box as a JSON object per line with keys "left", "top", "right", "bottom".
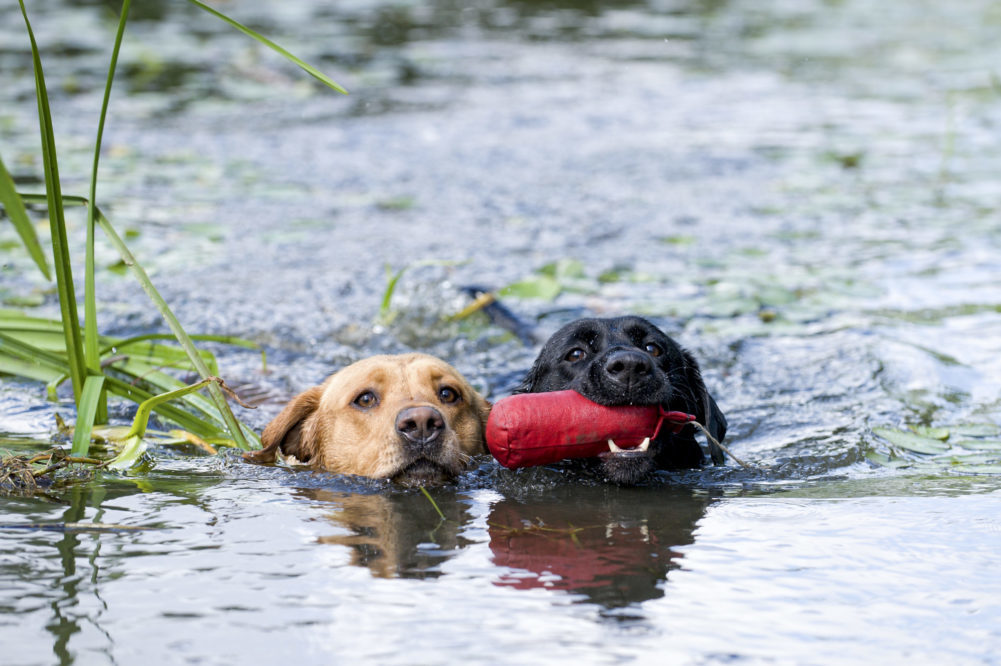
{"left": 512, "top": 358, "right": 545, "bottom": 394}
{"left": 679, "top": 350, "right": 728, "bottom": 465}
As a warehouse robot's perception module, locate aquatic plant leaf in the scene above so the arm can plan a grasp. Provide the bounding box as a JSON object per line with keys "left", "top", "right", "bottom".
{"left": 102, "top": 377, "right": 228, "bottom": 441}
{"left": 0, "top": 355, "right": 63, "bottom": 383}
{"left": 500, "top": 276, "right": 561, "bottom": 301}
{"left": 949, "top": 464, "right": 1001, "bottom": 476}
{"left": 865, "top": 450, "right": 908, "bottom": 468}
{"left": 104, "top": 340, "right": 220, "bottom": 377}
{"left": 945, "top": 453, "right": 999, "bottom": 465}
{"left": 378, "top": 259, "right": 467, "bottom": 323}
{"left": 93, "top": 207, "right": 257, "bottom": 449}
{"left": 0, "top": 310, "right": 63, "bottom": 332}
{"left": 186, "top": 0, "right": 348, "bottom": 95}
{"left": 105, "top": 435, "right": 146, "bottom": 471}
{"left": 538, "top": 259, "right": 586, "bottom": 281}
{"left": 951, "top": 424, "right": 1001, "bottom": 438}
{"left": 872, "top": 427, "right": 950, "bottom": 454}
{"left": 107, "top": 377, "right": 229, "bottom": 470}
{"left": 0, "top": 329, "right": 69, "bottom": 352}
{"left": 18, "top": 0, "right": 87, "bottom": 404}
{"left": 952, "top": 440, "right": 1001, "bottom": 452}
{"left": 83, "top": 0, "right": 132, "bottom": 427}
{"left": 167, "top": 430, "right": 217, "bottom": 455}
{"left": 0, "top": 154, "right": 50, "bottom": 280}
{"left": 0, "top": 330, "right": 70, "bottom": 377}
{"left": 70, "top": 375, "right": 106, "bottom": 457}
{"left": 909, "top": 425, "right": 950, "bottom": 440}
{"left": 91, "top": 425, "right": 133, "bottom": 442}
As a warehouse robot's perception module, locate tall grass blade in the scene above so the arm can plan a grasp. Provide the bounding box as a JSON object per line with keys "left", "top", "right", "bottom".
{"left": 186, "top": 0, "right": 348, "bottom": 95}
{"left": 15, "top": 193, "right": 257, "bottom": 449}
{"left": 71, "top": 375, "right": 106, "bottom": 456}
{"left": 84, "top": 0, "right": 132, "bottom": 425}
{"left": 93, "top": 208, "right": 254, "bottom": 449}
{"left": 0, "top": 155, "right": 51, "bottom": 280}
{"left": 18, "top": 0, "right": 87, "bottom": 405}
{"left": 0, "top": 356, "right": 62, "bottom": 384}
{"left": 0, "top": 330, "right": 70, "bottom": 374}
{"left": 103, "top": 333, "right": 266, "bottom": 373}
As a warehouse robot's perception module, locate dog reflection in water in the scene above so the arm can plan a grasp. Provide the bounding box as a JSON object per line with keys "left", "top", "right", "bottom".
{"left": 306, "top": 489, "right": 474, "bottom": 579}
{"left": 488, "top": 486, "right": 713, "bottom": 607}
{"left": 305, "top": 485, "right": 711, "bottom": 607}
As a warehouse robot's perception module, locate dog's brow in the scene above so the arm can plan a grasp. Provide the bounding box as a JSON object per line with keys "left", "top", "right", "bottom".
{"left": 624, "top": 325, "right": 649, "bottom": 345}
{"left": 573, "top": 327, "right": 600, "bottom": 349}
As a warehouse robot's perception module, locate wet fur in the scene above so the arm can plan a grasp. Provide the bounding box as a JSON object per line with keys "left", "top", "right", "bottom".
{"left": 516, "top": 316, "right": 727, "bottom": 484}
{"left": 245, "top": 354, "right": 490, "bottom": 485}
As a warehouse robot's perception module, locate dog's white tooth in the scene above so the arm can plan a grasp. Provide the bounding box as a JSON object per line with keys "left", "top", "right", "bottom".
{"left": 607, "top": 439, "right": 623, "bottom": 453}
{"left": 638, "top": 437, "right": 650, "bottom": 452}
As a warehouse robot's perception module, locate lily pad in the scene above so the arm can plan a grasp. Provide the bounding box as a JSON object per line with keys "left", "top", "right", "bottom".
{"left": 872, "top": 427, "right": 950, "bottom": 454}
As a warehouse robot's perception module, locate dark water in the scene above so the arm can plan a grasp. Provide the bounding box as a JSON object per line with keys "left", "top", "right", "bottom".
{"left": 2, "top": 0, "right": 1001, "bottom": 663}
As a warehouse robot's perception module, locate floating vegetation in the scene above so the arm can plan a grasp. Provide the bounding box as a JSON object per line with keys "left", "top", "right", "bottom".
{"left": 0, "top": 448, "right": 104, "bottom": 493}
{"left": 377, "top": 259, "right": 468, "bottom": 325}
{"left": 1, "top": 376, "right": 244, "bottom": 493}
{"left": 870, "top": 424, "right": 1001, "bottom": 475}
{"left": 500, "top": 259, "right": 592, "bottom": 302}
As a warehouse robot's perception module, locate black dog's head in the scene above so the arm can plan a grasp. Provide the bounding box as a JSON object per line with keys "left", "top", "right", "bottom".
{"left": 515, "top": 316, "right": 727, "bottom": 484}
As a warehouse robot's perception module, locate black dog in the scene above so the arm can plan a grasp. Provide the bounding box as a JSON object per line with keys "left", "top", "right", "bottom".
{"left": 515, "top": 316, "right": 727, "bottom": 484}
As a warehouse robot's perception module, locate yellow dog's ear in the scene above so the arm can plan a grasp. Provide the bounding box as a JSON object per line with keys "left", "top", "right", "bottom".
{"left": 470, "top": 394, "right": 492, "bottom": 454}
{"left": 244, "top": 385, "right": 324, "bottom": 464}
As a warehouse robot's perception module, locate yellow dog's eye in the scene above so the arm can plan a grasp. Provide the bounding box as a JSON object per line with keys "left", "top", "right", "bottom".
{"left": 353, "top": 391, "right": 379, "bottom": 409}
{"left": 644, "top": 343, "right": 663, "bottom": 357}
{"left": 438, "top": 386, "right": 460, "bottom": 404}
{"left": 565, "top": 348, "right": 587, "bottom": 363}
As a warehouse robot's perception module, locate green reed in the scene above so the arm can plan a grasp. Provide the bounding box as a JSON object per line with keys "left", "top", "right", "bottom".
{"left": 1, "top": 1, "right": 346, "bottom": 461}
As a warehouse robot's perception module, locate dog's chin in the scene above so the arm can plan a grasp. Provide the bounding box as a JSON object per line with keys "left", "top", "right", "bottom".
{"left": 597, "top": 450, "right": 657, "bottom": 485}
{"left": 390, "top": 459, "right": 456, "bottom": 487}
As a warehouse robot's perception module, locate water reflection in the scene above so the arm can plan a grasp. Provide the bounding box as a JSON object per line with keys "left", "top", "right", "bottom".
{"left": 305, "top": 483, "right": 714, "bottom": 609}
{"left": 489, "top": 486, "right": 713, "bottom": 608}
{"left": 6, "top": 485, "right": 116, "bottom": 665}
{"left": 304, "top": 488, "right": 476, "bottom": 579}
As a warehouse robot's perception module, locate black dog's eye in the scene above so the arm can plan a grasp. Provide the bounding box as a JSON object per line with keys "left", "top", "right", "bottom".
{"left": 565, "top": 348, "right": 587, "bottom": 363}
{"left": 438, "top": 386, "right": 461, "bottom": 404}
{"left": 353, "top": 391, "right": 379, "bottom": 409}
{"left": 644, "top": 343, "right": 663, "bottom": 357}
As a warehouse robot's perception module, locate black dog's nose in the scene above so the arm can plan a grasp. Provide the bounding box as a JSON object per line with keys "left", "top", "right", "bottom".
{"left": 395, "top": 406, "right": 445, "bottom": 448}
{"left": 603, "top": 349, "right": 653, "bottom": 386}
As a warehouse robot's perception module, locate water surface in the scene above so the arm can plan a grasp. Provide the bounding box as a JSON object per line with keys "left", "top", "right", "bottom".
{"left": 2, "top": 0, "right": 1001, "bottom": 663}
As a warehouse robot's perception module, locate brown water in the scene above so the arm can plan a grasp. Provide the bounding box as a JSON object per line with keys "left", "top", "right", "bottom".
{"left": 2, "top": 0, "right": 1001, "bottom": 663}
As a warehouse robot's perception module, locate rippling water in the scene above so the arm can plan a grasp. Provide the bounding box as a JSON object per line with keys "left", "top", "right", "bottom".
{"left": 2, "top": 0, "right": 1001, "bottom": 663}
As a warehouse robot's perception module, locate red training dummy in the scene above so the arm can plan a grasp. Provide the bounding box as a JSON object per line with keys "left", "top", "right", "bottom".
{"left": 486, "top": 390, "right": 695, "bottom": 469}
